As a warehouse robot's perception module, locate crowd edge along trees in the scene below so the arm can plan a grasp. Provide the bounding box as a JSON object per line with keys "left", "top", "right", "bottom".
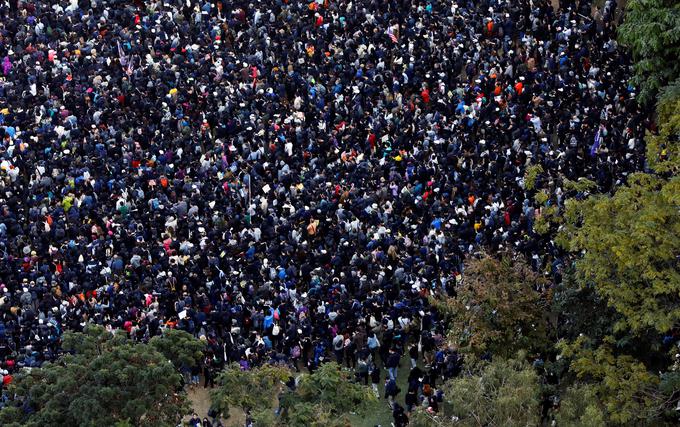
{"left": 549, "top": 1, "right": 680, "bottom": 420}
{"left": 0, "top": 325, "right": 195, "bottom": 427}
{"left": 409, "top": 354, "right": 541, "bottom": 427}
{"left": 618, "top": 0, "right": 680, "bottom": 104}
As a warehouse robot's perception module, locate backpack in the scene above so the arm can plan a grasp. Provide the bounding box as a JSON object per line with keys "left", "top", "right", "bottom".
{"left": 272, "top": 324, "right": 280, "bottom": 336}
{"left": 291, "top": 345, "right": 301, "bottom": 358}
{"left": 333, "top": 335, "right": 344, "bottom": 351}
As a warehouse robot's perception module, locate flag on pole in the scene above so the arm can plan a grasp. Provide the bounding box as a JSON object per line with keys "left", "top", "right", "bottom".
{"left": 126, "top": 55, "right": 134, "bottom": 76}
{"left": 117, "top": 41, "right": 127, "bottom": 67}
{"left": 590, "top": 128, "right": 601, "bottom": 157}
{"left": 386, "top": 26, "right": 398, "bottom": 43}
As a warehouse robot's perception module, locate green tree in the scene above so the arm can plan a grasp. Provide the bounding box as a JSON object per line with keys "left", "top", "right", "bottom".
{"left": 532, "top": 190, "right": 560, "bottom": 235}
{"left": 555, "top": 383, "right": 607, "bottom": 427}
{"left": 211, "top": 363, "right": 291, "bottom": 426}
{"left": 646, "top": 89, "right": 680, "bottom": 174}
{"left": 211, "top": 362, "right": 376, "bottom": 427}
{"left": 558, "top": 336, "right": 661, "bottom": 425}
{"left": 0, "top": 326, "right": 188, "bottom": 427}
{"left": 284, "top": 402, "right": 351, "bottom": 427}
{"left": 524, "top": 164, "right": 544, "bottom": 191}
{"left": 550, "top": 270, "right": 619, "bottom": 343}
{"left": 149, "top": 328, "right": 206, "bottom": 370}
{"left": 553, "top": 168, "right": 680, "bottom": 424}
{"left": 433, "top": 255, "right": 550, "bottom": 358}
{"left": 410, "top": 356, "right": 541, "bottom": 427}
{"left": 560, "top": 173, "right": 680, "bottom": 334}
{"left": 618, "top": 0, "right": 680, "bottom": 104}
{"left": 280, "top": 362, "right": 375, "bottom": 426}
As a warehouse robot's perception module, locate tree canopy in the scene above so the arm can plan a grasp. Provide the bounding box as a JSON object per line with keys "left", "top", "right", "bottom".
{"left": 560, "top": 173, "right": 680, "bottom": 334}
{"left": 555, "top": 384, "right": 607, "bottom": 427}
{"left": 552, "top": 119, "right": 680, "bottom": 424}
{"left": 646, "top": 89, "right": 680, "bottom": 174}
{"left": 618, "top": 0, "right": 680, "bottom": 104}
{"left": 434, "top": 255, "right": 550, "bottom": 358}
{"left": 211, "top": 362, "right": 376, "bottom": 427}
{"left": 281, "top": 362, "right": 376, "bottom": 427}
{"left": 149, "top": 328, "right": 206, "bottom": 370}
{"left": 211, "top": 363, "right": 291, "bottom": 426}
{"left": 410, "top": 355, "right": 540, "bottom": 427}
{"left": 0, "top": 326, "right": 189, "bottom": 427}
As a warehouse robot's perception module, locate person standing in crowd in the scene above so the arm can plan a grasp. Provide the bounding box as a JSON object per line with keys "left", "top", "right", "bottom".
{"left": 370, "top": 363, "right": 381, "bottom": 398}
{"left": 385, "top": 347, "right": 401, "bottom": 381}
{"left": 384, "top": 376, "right": 401, "bottom": 409}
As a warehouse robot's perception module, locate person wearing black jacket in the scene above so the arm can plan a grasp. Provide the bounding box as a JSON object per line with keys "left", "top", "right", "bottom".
{"left": 384, "top": 377, "right": 401, "bottom": 409}
{"left": 392, "top": 402, "right": 409, "bottom": 427}
{"left": 385, "top": 347, "right": 401, "bottom": 381}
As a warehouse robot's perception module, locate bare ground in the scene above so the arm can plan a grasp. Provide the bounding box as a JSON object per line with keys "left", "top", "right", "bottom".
{"left": 183, "top": 382, "right": 244, "bottom": 427}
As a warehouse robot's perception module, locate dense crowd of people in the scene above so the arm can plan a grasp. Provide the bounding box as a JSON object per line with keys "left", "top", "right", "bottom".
{"left": 0, "top": 0, "right": 645, "bottom": 424}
